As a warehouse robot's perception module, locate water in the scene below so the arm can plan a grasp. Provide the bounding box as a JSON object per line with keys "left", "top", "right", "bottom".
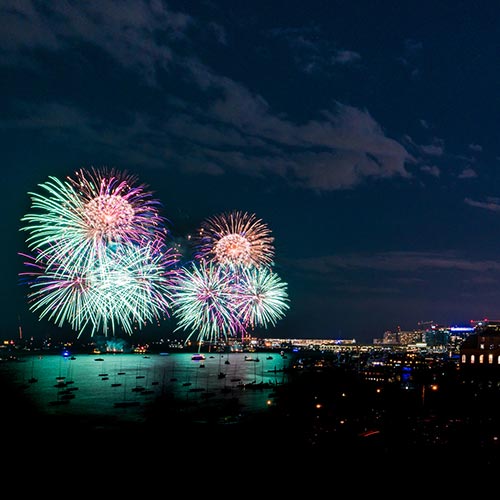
{"left": 0, "top": 351, "right": 290, "bottom": 425}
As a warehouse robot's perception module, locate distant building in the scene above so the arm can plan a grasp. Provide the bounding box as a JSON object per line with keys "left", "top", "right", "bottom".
{"left": 398, "top": 329, "right": 424, "bottom": 345}
{"left": 447, "top": 324, "right": 475, "bottom": 348}
{"left": 373, "top": 322, "right": 474, "bottom": 348}
{"left": 375, "top": 330, "right": 399, "bottom": 345}
{"left": 374, "top": 328, "right": 424, "bottom": 346}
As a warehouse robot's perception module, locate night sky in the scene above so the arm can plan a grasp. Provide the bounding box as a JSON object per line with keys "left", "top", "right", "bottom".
{"left": 2, "top": 0, "right": 500, "bottom": 344}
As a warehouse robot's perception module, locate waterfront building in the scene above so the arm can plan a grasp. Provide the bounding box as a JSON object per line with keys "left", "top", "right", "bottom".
{"left": 460, "top": 320, "right": 500, "bottom": 370}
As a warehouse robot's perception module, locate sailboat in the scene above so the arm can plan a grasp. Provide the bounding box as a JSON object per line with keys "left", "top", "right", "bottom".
{"left": 28, "top": 354, "right": 38, "bottom": 383}
{"left": 217, "top": 353, "right": 226, "bottom": 379}
{"left": 114, "top": 377, "right": 140, "bottom": 408}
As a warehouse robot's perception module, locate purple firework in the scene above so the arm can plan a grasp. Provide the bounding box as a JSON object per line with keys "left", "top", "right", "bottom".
{"left": 171, "top": 261, "right": 244, "bottom": 345}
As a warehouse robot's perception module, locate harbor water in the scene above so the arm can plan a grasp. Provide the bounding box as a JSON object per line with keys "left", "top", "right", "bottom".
{"left": 0, "top": 350, "right": 291, "bottom": 426}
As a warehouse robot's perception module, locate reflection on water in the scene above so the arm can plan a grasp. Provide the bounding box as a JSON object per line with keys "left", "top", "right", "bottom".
{"left": 0, "top": 351, "right": 291, "bottom": 424}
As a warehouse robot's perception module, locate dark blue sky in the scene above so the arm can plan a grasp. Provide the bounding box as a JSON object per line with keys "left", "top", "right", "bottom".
{"left": 3, "top": 0, "right": 500, "bottom": 343}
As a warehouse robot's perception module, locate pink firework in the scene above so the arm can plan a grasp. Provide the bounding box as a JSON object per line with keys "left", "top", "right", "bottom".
{"left": 194, "top": 210, "right": 275, "bottom": 268}
{"left": 69, "top": 167, "right": 167, "bottom": 245}
{"left": 21, "top": 167, "right": 167, "bottom": 271}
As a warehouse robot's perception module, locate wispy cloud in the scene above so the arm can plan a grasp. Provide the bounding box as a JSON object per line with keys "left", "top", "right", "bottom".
{"left": 458, "top": 168, "right": 477, "bottom": 179}
{"left": 420, "top": 165, "right": 440, "bottom": 177}
{"left": 268, "top": 25, "right": 361, "bottom": 73}
{"left": 464, "top": 197, "right": 500, "bottom": 211}
{"left": 289, "top": 251, "right": 500, "bottom": 274}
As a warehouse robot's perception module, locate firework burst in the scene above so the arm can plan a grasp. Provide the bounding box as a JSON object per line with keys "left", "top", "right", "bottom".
{"left": 171, "top": 261, "right": 243, "bottom": 345}
{"left": 19, "top": 167, "right": 178, "bottom": 336}
{"left": 20, "top": 242, "right": 179, "bottom": 336}
{"left": 194, "top": 210, "right": 275, "bottom": 268}
{"left": 234, "top": 266, "right": 290, "bottom": 330}
{"left": 20, "top": 167, "right": 166, "bottom": 271}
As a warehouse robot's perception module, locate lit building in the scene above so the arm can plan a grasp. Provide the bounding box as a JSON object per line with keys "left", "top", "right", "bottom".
{"left": 460, "top": 320, "right": 500, "bottom": 370}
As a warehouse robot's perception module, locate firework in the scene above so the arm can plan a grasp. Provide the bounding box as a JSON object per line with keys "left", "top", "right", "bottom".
{"left": 171, "top": 261, "right": 243, "bottom": 345}
{"left": 171, "top": 261, "right": 289, "bottom": 345}
{"left": 194, "top": 210, "right": 275, "bottom": 268}
{"left": 234, "top": 266, "right": 289, "bottom": 330}
{"left": 19, "top": 167, "right": 177, "bottom": 336}
{"left": 20, "top": 242, "right": 179, "bottom": 336}
{"left": 20, "top": 167, "right": 166, "bottom": 271}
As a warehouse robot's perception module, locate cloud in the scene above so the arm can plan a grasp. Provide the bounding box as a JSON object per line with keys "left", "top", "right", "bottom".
{"left": 458, "top": 168, "right": 477, "bottom": 179}
{"left": 404, "top": 39, "right": 423, "bottom": 53}
{"left": 332, "top": 49, "right": 361, "bottom": 64}
{"left": 0, "top": 1, "right": 191, "bottom": 81}
{"left": 289, "top": 251, "right": 500, "bottom": 274}
{"left": 420, "top": 142, "right": 444, "bottom": 156}
{"left": 0, "top": 0, "right": 415, "bottom": 192}
{"left": 268, "top": 25, "right": 361, "bottom": 73}
{"left": 464, "top": 197, "right": 500, "bottom": 211}
{"left": 420, "top": 165, "right": 440, "bottom": 177}
{"left": 284, "top": 251, "right": 500, "bottom": 303}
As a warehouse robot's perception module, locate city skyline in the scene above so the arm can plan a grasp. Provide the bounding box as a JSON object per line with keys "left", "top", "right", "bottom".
{"left": 3, "top": 1, "right": 500, "bottom": 343}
